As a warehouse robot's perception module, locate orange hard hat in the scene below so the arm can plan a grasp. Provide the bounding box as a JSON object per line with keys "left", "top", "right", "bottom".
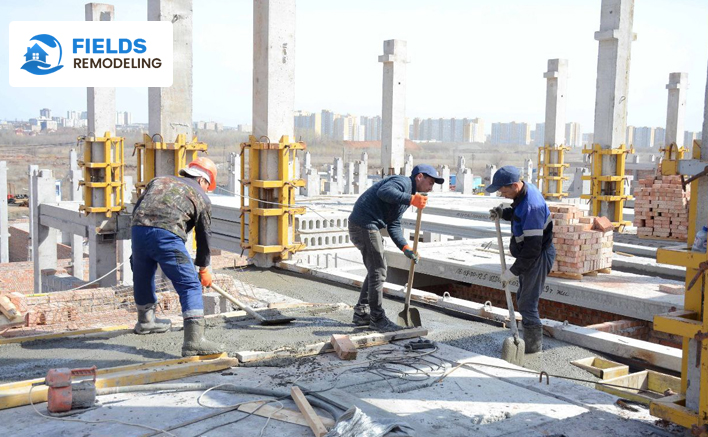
{"left": 186, "top": 156, "right": 217, "bottom": 191}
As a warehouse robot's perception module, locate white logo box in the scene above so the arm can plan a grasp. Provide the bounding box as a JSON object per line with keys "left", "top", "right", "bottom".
{"left": 9, "top": 21, "right": 173, "bottom": 87}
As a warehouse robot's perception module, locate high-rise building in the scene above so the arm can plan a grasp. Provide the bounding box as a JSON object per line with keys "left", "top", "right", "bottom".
{"left": 654, "top": 127, "right": 666, "bottom": 148}
{"left": 361, "top": 116, "right": 382, "bottom": 141}
{"left": 565, "top": 122, "right": 582, "bottom": 147}
{"left": 333, "top": 114, "right": 357, "bottom": 141}
{"left": 532, "top": 123, "right": 545, "bottom": 146}
{"left": 321, "top": 110, "right": 337, "bottom": 139}
{"left": 685, "top": 131, "right": 701, "bottom": 147}
{"left": 632, "top": 127, "right": 655, "bottom": 148}
{"left": 40, "top": 108, "right": 51, "bottom": 119}
{"left": 294, "top": 110, "right": 322, "bottom": 138}
{"left": 462, "top": 118, "right": 485, "bottom": 143}
{"left": 491, "top": 122, "right": 530, "bottom": 145}
{"left": 582, "top": 133, "right": 594, "bottom": 147}
{"left": 116, "top": 111, "right": 132, "bottom": 126}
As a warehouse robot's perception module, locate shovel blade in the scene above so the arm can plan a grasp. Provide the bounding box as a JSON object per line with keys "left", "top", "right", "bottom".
{"left": 396, "top": 307, "right": 422, "bottom": 328}
{"left": 501, "top": 336, "right": 525, "bottom": 366}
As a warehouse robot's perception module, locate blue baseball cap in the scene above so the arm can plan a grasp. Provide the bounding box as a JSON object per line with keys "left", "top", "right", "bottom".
{"left": 485, "top": 165, "right": 521, "bottom": 193}
{"left": 411, "top": 164, "right": 444, "bottom": 184}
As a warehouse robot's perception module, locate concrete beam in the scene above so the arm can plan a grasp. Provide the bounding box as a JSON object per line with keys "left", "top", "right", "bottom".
{"left": 543, "top": 59, "right": 569, "bottom": 194}
{"left": 69, "top": 149, "right": 84, "bottom": 280}
{"left": 379, "top": 39, "right": 408, "bottom": 174}
{"left": 665, "top": 72, "right": 688, "bottom": 147}
{"left": 30, "top": 167, "right": 58, "bottom": 294}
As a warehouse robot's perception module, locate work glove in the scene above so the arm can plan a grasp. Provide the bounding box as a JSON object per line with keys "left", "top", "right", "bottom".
{"left": 410, "top": 193, "right": 428, "bottom": 209}
{"left": 402, "top": 245, "right": 419, "bottom": 264}
{"left": 500, "top": 269, "right": 516, "bottom": 285}
{"left": 198, "top": 268, "right": 212, "bottom": 287}
{"left": 489, "top": 204, "right": 504, "bottom": 221}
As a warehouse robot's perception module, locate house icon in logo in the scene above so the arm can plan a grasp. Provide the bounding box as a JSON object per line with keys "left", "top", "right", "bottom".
{"left": 24, "top": 43, "right": 48, "bottom": 63}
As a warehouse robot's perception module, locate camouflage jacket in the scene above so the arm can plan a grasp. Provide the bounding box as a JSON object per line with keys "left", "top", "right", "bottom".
{"left": 132, "top": 176, "right": 212, "bottom": 267}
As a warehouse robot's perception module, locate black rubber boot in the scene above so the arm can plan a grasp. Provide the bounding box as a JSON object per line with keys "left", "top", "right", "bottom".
{"left": 524, "top": 324, "right": 543, "bottom": 354}
{"left": 182, "top": 317, "right": 225, "bottom": 357}
{"left": 352, "top": 304, "right": 370, "bottom": 326}
{"left": 369, "top": 314, "right": 402, "bottom": 332}
{"left": 134, "top": 303, "right": 172, "bottom": 335}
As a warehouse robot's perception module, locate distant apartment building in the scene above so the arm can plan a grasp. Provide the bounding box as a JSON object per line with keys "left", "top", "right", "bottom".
{"left": 631, "top": 126, "right": 655, "bottom": 148}
{"left": 321, "top": 110, "right": 338, "bottom": 139}
{"left": 40, "top": 108, "right": 51, "bottom": 119}
{"left": 294, "top": 110, "right": 322, "bottom": 138}
{"left": 236, "top": 124, "right": 252, "bottom": 133}
{"left": 463, "top": 118, "right": 485, "bottom": 143}
{"left": 532, "top": 123, "right": 545, "bottom": 146}
{"left": 333, "top": 114, "right": 359, "bottom": 141}
{"left": 582, "top": 133, "right": 594, "bottom": 147}
{"left": 565, "top": 122, "right": 582, "bottom": 147}
{"left": 116, "top": 111, "right": 132, "bottom": 126}
{"left": 361, "top": 116, "right": 381, "bottom": 141}
{"left": 491, "top": 122, "right": 530, "bottom": 145}
{"left": 654, "top": 127, "right": 666, "bottom": 148}
{"left": 685, "top": 131, "right": 701, "bottom": 147}
{"left": 40, "top": 120, "right": 58, "bottom": 132}
{"left": 410, "top": 117, "right": 483, "bottom": 142}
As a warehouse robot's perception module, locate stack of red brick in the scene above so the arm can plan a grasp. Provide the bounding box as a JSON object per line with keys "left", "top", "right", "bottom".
{"left": 634, "top": 175, "right": 689, "bottom": 240}
{"left": 549, "top": 205, "right": 614, "bottom": 275}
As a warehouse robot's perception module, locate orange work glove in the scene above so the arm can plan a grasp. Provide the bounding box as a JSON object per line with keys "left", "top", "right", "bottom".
{"left": 198, "top": 269, "right": 212, "bottom": 287}
{"left": 402, "top": 245, "right": 419, "bottom": 264}
{"left": 410, "top": 193, "right": 428, "bottom": 209}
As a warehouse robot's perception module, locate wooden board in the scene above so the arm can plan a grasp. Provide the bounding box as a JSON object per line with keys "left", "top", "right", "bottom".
{"left": 0, "top": 295, "right": 20, "bottom": 320}
{"left": 238, "top": 401, "right": 335, "bottom": 428}
{"left": 549, "top": 268, "right": 612, "bottom": 281}
{"left": 235, "top": 327, "right": 428, "bottom": 363}
{"left": 330, "top": 334, "right": 358, "bottom": 360}
{"left": 0, "top": 353, "right": 237, "bottom": 410}
{"left": 596, "top": 370, "right": 681, "bottom": 405}
{"left": 0, "top": 325, "right": 132, "bottom": 345}
{"left": 291, "top": 386, "right": 328, "bottom": 437}
{"left": 570, "top": 356, "right": 629, "bottom": 380}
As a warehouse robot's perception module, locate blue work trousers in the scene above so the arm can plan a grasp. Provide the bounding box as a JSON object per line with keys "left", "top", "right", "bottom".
{"left": 131, "top": 226, "right": 203, "bottom": 315}
{"left": 516, "top": 244, "right": 556, "bottom": 327}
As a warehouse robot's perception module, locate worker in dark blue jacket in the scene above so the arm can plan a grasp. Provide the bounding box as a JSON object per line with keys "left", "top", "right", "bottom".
{"left": 487, "top": 166, "right": 555, "bottom": 353}
{"left": 348, "top": 164, "right": 444, "bottom": 331}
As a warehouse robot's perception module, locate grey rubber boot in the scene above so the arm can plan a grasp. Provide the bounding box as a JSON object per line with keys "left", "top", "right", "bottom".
{"left": 524, "top": 324, "right": 544, "bottom": 354}
{"left": 352, "top": 304, "right": 370, "bottom": 326}
{"left": 134, "top": 303, "right": 172, "bottom": 335}
{"left": 182, "top": 317, "right": 225, "bottom": 357}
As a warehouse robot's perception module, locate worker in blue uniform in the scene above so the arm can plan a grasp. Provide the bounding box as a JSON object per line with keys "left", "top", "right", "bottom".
{"left": 487, "top": 166, "right": 555, "bottom": 353}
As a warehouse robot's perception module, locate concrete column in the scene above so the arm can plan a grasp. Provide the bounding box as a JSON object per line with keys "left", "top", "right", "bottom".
{"left": 355, "top": 161, "right": 367, "bottom": 195}
{"left": 544, "top": 59, "right": 569, "bottom": 194}
{"left": 523, "top": 158, "right": 534, "bottom": 183}
{"left": 361, "top": 152, "right": 368, "bottom": 169}
{"left": 86, "top": 3, "right": 118, "bottom": 287}
{"left": 485, "top": 165, "right": 497, "bottom": 196}
{"left": 344, "top": 162, "right": 355, "bottom": 194}
{"left": 118, "top": 178, "right": 132, "bottom": 286}
{"left": 569, "top": 167, "right": 590, "bottom": 198}
{"left": 227, "top": 152, "right": 241, "bottom": 197}
{"left": 433, "top": 165, "right": 450, "bottom": 193}
{"left": 457, "top": 156, "right": 465, "bottom": 170}
{"left": 592, "top": 0, "right": 636, "bottom": 218}
{"left": 252, "top": 0, "right": 296, "bottom": 267}
{"left": 148, "top": 0, "right": 193, "bottom": 176}
{"left": 665, "top": 72, "right": 688, "bottom": 148}
{"left": 0, "top": 162, "right": 7, "bottom": 263}
{"left": 403, "top": 154, "right": 413, "bottom": 176}
{"left": 303, "top": 168, "right": 319, "bottom": 197}
{"left": 30, "top": 167, "right": 58, "bottom": 294}
{"left": 69, "top": 149, "right": 84, "bottom": 280}
{"left": 379, "top": 40, "right": 408, "bottom": 174}
{"left": 334, "top": 157, "right": 344, "bottom": 194}
{"left": 458, "top": 169, "right": 474, "bottom": 195}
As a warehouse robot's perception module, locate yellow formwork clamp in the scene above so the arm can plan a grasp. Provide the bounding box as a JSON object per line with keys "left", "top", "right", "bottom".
{"left": 77, "top": 132, "right": 125, "bottom": 217}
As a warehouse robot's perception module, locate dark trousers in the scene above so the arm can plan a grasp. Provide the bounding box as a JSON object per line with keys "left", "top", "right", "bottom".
{"left": 349, "top": 223, "right": 387, "bottom": 320}
{"left": 517, "top": 244, "right": 556, "bottom": 327}
{"left": 131, "top": 226, "right": 204, "bottom": 317}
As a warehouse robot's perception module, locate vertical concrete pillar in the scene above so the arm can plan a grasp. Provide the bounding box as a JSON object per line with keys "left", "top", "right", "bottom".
{"left": 569, "top": 167, "right": 590, "bottom": 198}
{"left": 69, "top": 149, "right": 84, "bottom": 280}
{"left": 252, "top": 0, "right": 296, "bottom": 267}
{"left": 379, "top": 40, "right": 408, "bottom": 174}
{"left": 227, "top": 152, "right": 241, "bottom": 197}
{"left": 30, "top": 167, "right": 58, "bottom": 294}
{"left": 355, "top": 161, "right": 367, "bottom": 195}
{"left": 543, "top": 59, "right": 569, "bottom": 194}
{"left": 485, "top": 165, "right": 497, "bottom": 196}
{"left": 86, "top": 3, "right": 118, "bottom": 287}
{"left": 523, "top": 158, "right": 534, "bottom": 184}
{"left": 148, "top": 0, "right": 193, "bottom": 176}
{"left": 0, "top": 162, "right": 8, "bottom": 263}
{"left": 334, "top": 157, "right": 344, "bottom": 194}
{"left": 665, "top": 72, "right": 688, "bottom": 148}
{"left": 592, "top": 0, "right": 636, "bottom": 218}
{"left": 303, "top": 168, "right": 320, "bottom": 197}
{"left": 344, "top": 162, "right": 355, "bottom": 194}
{"left": 403, "top": 154, "right": 413, "bottom": 176}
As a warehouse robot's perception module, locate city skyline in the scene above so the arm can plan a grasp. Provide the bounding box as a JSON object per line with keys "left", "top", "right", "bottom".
{"left": 1, "top": 1, "right": 707, "bottom": 134}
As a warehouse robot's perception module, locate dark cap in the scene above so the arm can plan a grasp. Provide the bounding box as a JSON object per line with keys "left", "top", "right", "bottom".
{"left": 485, "top": 165, "right": 521, "bottom": 193}
{"left": 411, "top": 164, "right": 444, "bottom": 184}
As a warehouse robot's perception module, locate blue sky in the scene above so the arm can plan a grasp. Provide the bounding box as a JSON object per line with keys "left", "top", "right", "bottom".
{"left": 1, "top": 0, "right": 707, "bottom": 133}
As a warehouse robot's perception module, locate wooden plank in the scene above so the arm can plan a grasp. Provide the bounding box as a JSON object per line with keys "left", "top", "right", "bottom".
{"left": 0, "top": 295, "right": 20, "bottom": 320}
{"left": 235, "top": 327, "right": 428, "bottom": 363}
{"left": 0, "top": 353, "right": 236, "bottom": 410}
{"left": 330, "top": 334, "right": 358, "bottom": 360}
{"left": 0, "top": 325, "right": 132, "bottom": 345}
{"left": 291, "top": 386, "right": 328, "bottom": 437}
{"left": 238, "top": 401, "right": 335, "bottom": 428}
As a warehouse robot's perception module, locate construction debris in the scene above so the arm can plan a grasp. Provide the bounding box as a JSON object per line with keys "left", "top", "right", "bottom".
{"left": 331, "top": 334, "right": 358, "bottom": 360}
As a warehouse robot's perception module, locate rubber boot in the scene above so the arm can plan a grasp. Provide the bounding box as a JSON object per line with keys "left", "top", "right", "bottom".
{"left": 524, "top": 324, "right": 543, "bottom": 354}
{"left": 352, "top": 304, "right": 370, "bottom": 326}
{"left": 182, "top": 317, "right": 225, "bottom": 357}
{"left": 134, "top": 303, "right": 172, "bottom": 335}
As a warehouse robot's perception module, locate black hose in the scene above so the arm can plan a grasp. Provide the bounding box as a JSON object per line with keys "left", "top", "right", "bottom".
{"left": 97, "top": 383, "right": 343, "bottom": 420}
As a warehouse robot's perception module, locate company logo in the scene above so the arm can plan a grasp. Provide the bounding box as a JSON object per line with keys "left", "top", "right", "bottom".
{"left": 21, "top": 34, "right": 64, "bottom": 76}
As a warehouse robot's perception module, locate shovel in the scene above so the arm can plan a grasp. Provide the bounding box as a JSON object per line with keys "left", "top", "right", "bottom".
{"left": 397, "top": 195, "right": 425, "bottom": 328}
{"left": 495, "top": 216, "right": 525, "bottom": 366}
{"left": 210, "top": 283, "right": 295, "bottom": 326}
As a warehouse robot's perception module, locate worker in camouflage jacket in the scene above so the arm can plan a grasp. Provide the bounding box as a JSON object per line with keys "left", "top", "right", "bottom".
{"left": 131, "top": 157, "right": 223, "bottom": 357}
{"left": 348, "top": 164, "right": 444, "bottom": 331}
{"left": 488, "top": 166, "right": 556, "bottom": 354}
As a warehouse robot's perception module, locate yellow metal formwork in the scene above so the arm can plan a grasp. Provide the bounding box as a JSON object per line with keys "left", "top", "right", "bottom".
{"left": 134, "top": 133, "right": 208, "bottom": 196}
{"left": 652, "top": 140, "right": 708, "bottom": 433}
{"left": 580, "top": 143, "right": 634, "bottom": 229}
{"left": 537, "top": 144, "right": 570, "bottom": 199}
{"left": 78, "top": 132, "right": 125, "bottom": 217}
{"left": 240, "top": 135, "right": 306, "bottom": 260}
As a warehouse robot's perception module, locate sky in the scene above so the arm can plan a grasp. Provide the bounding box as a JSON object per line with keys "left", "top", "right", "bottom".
{"left": 1, "top": 0, "right": 707, "bottom": 134}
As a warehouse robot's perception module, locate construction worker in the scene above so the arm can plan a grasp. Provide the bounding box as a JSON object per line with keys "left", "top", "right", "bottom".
{"left": 130, "top": 157, "right": 224, "bottom": 357}
{"left": 487, "top": 165, "right": 555, "bottom": 354}
{"left": 348, "top": 164, "right": 444, "bottom": 331}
